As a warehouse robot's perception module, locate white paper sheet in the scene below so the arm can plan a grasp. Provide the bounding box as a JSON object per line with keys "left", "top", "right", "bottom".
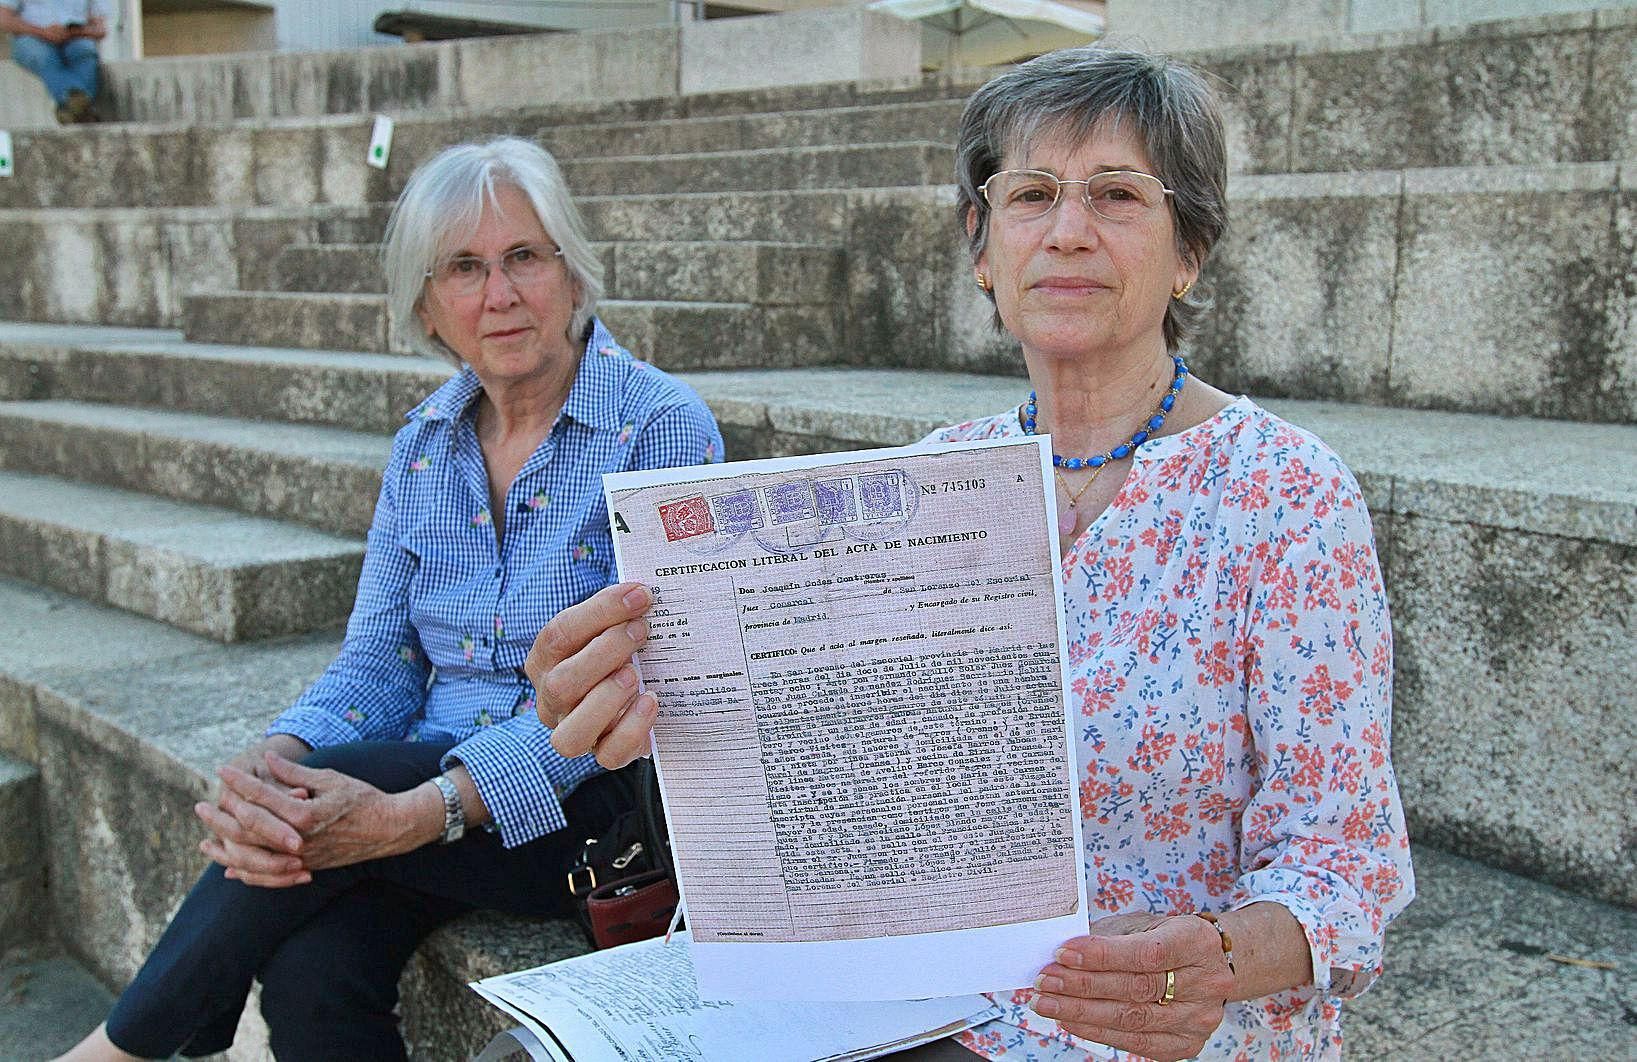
{"left": 603, "top": 436, "right": 1088, "bottom": 1001}
{"left": 470, "top": 933, "right": 1002, "bottom": 1062}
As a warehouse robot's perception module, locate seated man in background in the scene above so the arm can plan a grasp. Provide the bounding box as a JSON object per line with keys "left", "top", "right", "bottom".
{"left": 1, "top": 0, "right": 108, "bottom": 124}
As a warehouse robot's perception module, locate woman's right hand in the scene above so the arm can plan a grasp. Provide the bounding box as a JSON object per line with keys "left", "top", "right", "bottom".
{"left": 526, "top": 581, "right": 656, "bottom": 769}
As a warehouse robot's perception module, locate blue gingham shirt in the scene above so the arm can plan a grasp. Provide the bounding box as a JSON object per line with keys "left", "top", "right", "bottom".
{"left": 269, "top": 319, "right": 724, "bottom": 847}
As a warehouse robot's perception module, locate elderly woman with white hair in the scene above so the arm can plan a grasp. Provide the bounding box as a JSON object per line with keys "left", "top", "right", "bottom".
{"left": 58, "top": 137, "right": 722, "bottom": 1062}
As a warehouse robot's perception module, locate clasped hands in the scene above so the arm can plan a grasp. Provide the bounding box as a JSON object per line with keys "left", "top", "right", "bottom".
{"left": 33, "top": 21, "right": 105, "bottom": 45}
{"left": 194, "top": 736, "right": 435, "bottom": 888}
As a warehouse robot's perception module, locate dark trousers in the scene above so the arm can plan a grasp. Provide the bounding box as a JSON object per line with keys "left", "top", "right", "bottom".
{"left": 104, "top": 740, "right": 623, "bottom": 1061}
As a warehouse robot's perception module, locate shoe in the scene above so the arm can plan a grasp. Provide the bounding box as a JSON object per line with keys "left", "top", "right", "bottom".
{"left": 65, "top": 89, "right": 94, "bottom": 123}
{"left": 55, "top": 104, "right": 76, "bottom": 125}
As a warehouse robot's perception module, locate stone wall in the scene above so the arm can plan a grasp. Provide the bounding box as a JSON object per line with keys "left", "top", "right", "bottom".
{"left": 1107, "top": 0, "right": 1637, "bottom": 51}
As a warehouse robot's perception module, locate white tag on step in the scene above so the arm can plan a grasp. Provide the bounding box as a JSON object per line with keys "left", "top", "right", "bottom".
{"left": 367, "top": 115, "right": 393, "bottom": 170}
{"left": 0, "top": 132, "right": 13, "bottom": 178}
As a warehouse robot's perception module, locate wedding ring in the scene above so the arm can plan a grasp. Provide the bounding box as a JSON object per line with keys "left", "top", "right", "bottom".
{"left": 1157, "top": 968, "right": 1177, "bottom": 1006}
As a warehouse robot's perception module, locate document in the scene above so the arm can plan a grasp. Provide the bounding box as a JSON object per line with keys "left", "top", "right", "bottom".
{"left": 603, "top": 437, "right": 1087, "bottom": 1001}
{"left": 470, "top": 933, "right": 1002, "bottom": 1062}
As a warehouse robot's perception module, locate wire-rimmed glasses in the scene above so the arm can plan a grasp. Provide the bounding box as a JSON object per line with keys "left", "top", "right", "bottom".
{"left": 425, "top": 243, "right": 563, "bottom": 299}
{"left": 980, "top": 169, "right": 1175, "bottom": 224}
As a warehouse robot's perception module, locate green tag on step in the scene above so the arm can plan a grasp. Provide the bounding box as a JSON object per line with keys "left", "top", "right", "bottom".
{"left": 367, "top": 115, "right": 393, "bottom": 171}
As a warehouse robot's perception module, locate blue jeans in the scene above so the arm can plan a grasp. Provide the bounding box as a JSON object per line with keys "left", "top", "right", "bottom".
{"left": 10, "top": 34, "right": 99, "bottom": 105}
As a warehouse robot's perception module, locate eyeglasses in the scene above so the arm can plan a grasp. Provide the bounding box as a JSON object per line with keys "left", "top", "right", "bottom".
{"left": 425, "top": 243, "right": 563, "bottom": 298}
{"left": 980, "top": 169, "right": 1175, "bottom": 224}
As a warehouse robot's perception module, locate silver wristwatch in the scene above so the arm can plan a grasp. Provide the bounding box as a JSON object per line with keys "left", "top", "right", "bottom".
{"left": 431, "top": 774, "right": 465, "bottom": 844}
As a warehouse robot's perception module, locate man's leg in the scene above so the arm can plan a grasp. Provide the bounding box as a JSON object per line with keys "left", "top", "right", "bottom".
{"left": 59, "top": 38, "right": 99, "bottom": 102}
{"left": 10, "top": 36, "right": 72, "bottom": 104}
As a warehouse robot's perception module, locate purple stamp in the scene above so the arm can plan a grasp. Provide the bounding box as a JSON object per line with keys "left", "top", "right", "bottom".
{"left": 814, "top": 477, "right": 858, "bottom": 526}
{"left": 858, "top": 472, "right": 904, "bottom": 521}
{"left": 708, "top": 489, "right": 763, "bottom": 534}
{"left": 766, "top": 480, "right": 817, "bottom": 525}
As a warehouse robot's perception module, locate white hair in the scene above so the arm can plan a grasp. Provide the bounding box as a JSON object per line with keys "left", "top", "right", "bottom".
{"left": 380, "top": 137, "right": 604, "bottom": 366}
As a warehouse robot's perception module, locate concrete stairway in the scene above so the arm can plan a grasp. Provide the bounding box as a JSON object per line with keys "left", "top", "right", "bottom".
{"left": 0, "top": 8, "right": 1631, "bottom": 1059}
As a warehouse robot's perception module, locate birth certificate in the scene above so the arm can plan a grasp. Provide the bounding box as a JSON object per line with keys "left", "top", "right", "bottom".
{"left": 603, "top": 437, "right": 1087, "bottom": 1001}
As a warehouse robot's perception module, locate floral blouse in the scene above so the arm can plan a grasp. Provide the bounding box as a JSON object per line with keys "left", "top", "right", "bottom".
{"left": 923, "top": 397, "right": 1414, "bottom": 1060}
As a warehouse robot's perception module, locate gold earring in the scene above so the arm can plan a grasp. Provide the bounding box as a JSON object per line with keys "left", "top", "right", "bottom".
{"left": 976, "top": 271, "right": 992, "bottom": 292}
{"left": 1172, "top": 279, "right": 1195, "bottom": 300}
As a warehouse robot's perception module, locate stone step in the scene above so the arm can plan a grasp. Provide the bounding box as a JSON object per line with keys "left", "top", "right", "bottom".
{"left": 0, "top": 576, "right": 1632, "bottom": 1059}
{"left": 558, "top": 141, "right": 952, "bottom": 197}
{"left": 0, "top": 322, "right": 448, "bottom": 435}
{"left": 0, "top": 470, "right": 361, "bottom": 642}
{"left": 0, "top": 118, "right": 952, "bottom": 209}
{"left": 0, "top": 399, "right": 388, "bottom": 537}
{"left": 182, "top": 291, "right": 400, "bottom": 354}
{"left": 181, "top": 291, "right": 843, "bottom": 366}
{"left": 535, "top": 98, "right": 965, "bottom": 160}
{"left": 273, "top": 240, "right": 847, "bottom": 307}
{"left": 676, "top": 366, "right": 1637, "bottom": 905}
{"left": 0, "top": 752, "right": 46, "bottom": 952}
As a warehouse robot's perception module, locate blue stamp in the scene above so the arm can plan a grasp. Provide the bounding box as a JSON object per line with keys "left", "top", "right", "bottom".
{"left": 767, "top": 480, "right": 817, "bottom": 525}
{"left": 814, "top": 477, "right": 858, "bottom": 525}
{"left": 858, "top": 472, "right": 904, "bottom": 521}
{"left": 709, "top": 489, "right": 762, "bottom": 534}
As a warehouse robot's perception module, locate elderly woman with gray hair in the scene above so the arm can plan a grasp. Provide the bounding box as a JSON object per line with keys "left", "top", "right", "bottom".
{"left": 530, "top": 47, "right": 1413, "bottom": 1062}
{"left": 57, "top": 137, "right": 722, "bottom": 1062}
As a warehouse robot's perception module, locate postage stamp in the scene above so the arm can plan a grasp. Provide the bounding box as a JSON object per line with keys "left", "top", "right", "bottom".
{"left": 659, "top": 496, "right": 714, "bottom": 542}
{"left": 858, "top": 471, "right": 904, "bottom": 521}
{"left": 766, "top": 480, "right": 817, "bottom": 525}
{"left": 709, "top": 489, "right": 764, "bottom": 534}
{"left": 813, "top": 477, "right": 858, "bottom": 526}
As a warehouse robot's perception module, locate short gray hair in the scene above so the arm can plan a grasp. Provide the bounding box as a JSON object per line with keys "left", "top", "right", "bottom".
{"left": 381, "top": 137, "right": 604, "bottom": 366}
{"left": 954, "top": 46, "right": 1228, "bottom": 352}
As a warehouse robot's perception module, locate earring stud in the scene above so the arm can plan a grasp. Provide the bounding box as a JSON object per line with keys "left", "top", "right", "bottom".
{"left": 976, "top": 271, "right": 992, "bottom": 292}
{"left": 1172, "top": 279, "right": 1195, "bottom": 300}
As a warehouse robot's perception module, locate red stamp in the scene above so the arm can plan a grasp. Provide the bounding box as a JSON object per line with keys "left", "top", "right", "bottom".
{"left": 659, "top": 496, "right": 713, "bottom": 542}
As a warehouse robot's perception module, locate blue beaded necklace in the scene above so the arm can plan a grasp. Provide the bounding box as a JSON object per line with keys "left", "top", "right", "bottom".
{"left": 1023, "top": 354, "right": 1189, "bottom": 533}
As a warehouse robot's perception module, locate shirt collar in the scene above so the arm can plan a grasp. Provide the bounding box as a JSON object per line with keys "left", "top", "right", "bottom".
{"left": 403, "top": 316, "right": 631, "bottom": 431}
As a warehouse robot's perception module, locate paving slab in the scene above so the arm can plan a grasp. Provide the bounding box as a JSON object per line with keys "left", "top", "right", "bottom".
{"left": 0, "top": 945, "right": 117, "bottom": 1061}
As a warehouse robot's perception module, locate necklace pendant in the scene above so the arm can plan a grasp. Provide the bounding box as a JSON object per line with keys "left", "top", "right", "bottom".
{"left": 1056, "top": 499, "right": 1079, "bottom": 538}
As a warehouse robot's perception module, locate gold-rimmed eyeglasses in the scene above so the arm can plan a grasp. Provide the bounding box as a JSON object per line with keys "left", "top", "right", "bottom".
{"left": 980, "top": 169, "right": 1175, "bottom": 224}
{"left": 425, "top": 243, "right": 563, "bottom": 298}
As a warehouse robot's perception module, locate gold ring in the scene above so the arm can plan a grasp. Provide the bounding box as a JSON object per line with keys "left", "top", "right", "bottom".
{"left": 1157, "top": 968, "right": 1177, "bottom": 1006}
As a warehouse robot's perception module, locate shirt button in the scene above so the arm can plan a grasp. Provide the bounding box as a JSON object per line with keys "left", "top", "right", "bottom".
{"left": 494, "top": 566, "right": 503, "bottom": 578}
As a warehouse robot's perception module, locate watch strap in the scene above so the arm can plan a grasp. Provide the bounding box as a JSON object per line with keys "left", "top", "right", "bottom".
{"left": 431, "top": 774, "right": 465, "bottom": 844}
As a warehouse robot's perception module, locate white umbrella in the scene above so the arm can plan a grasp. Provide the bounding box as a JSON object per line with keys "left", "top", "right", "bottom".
{"left": 867, "top": 0, "right": 1104, "bottom": 69}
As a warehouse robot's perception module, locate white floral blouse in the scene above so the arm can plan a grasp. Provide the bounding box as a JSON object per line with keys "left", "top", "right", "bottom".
{"left": 922, "top": 397, "right": 1414, "bottom": 1061}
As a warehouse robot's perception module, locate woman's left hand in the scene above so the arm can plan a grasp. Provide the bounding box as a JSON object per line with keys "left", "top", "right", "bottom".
{"left": 215, "top": 753, "right": 439, "bottom": 873}
{"left": 1031, "top": 912, "right": 1235, "bottom": 1062}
